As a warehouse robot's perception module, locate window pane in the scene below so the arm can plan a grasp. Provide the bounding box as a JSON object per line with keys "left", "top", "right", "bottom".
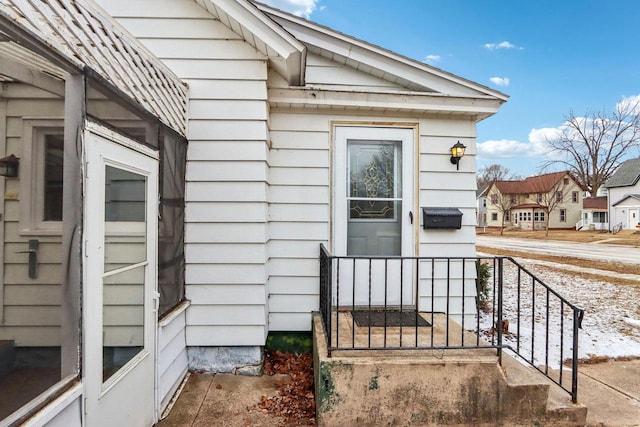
{"left": 104, "top": 166, "right": 147, "bottom": 271}
{"left": 103, "top": 265, "right": 145, "bottom": 383}
{"left": 348, "top": 141, "right": 401, "bottom": 199}
{"left": 44, "top": 134, "right": 64, "bottom": 221}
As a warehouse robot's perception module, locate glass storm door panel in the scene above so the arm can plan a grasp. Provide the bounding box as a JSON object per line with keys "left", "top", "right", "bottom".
{"left": 84, "top": 124, "right": 158, "bottom": 427}
{"left": 347, "top": 141, "right": 402, "bottom": 256}
{"left": 334, "top": 126, "right": 415, "bottom": 307}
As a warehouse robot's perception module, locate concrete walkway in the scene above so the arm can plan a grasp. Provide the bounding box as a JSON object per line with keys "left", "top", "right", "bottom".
{"left": 157, "top": 372, "right": 299, "bottom": 427}
{"left": 157, "top": 360, "right": 640, "bottom": 426}
{"left": 578, "top": 359, "right": 640, "bottom": 427}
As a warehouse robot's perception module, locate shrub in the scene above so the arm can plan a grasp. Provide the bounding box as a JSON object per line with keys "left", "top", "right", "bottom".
{"left": 475, "top": 260, "right": 491, "bottom": 312}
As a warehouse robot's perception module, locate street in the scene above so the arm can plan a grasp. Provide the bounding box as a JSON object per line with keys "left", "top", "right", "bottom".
{"left": 476, "top": 235, "right": 640, "bottom": 265}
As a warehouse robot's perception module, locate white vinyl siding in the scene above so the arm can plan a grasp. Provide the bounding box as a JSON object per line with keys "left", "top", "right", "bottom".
{"left": 158, "top": 303, "right": 189, "bottom": 413}
{"left": 100, "top": 0, "right": 271, "bottom": 346}
{"left": 301, "top": 53, "right": 411, "bottom": 92}
{"left": 267, "top": 112, "right": 330, "bottom": 331}
{"left": 417, "top": 118, "right": 477, "bottom": 325}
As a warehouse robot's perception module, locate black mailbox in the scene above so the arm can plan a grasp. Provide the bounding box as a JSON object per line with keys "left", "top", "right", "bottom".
{"left": 422, "top": 208, "right": 463, "bottom": 229}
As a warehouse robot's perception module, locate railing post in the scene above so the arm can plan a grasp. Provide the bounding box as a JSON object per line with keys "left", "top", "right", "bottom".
{"left": 571, "top": 308, "right": 581, "bottom": 403}
{"left": 497, "top": 257, "right": 503, "bottom": 365}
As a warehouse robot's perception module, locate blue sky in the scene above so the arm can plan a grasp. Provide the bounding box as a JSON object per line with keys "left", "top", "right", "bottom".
{"left": 261, "top": 0, "right": 640, "bottom": 177}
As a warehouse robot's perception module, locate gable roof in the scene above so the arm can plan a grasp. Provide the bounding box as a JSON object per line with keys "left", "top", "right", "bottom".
{"left": 254, "top": 1, "right": 508, "bottom": 102}
{"left": 0, "top": 0, "right": 188, "bottom": 135}
{"left": 612, "top": 194, "right": 640, "bottom": 207}
{"left": 490, "top": 171, "right": 585, "bottom": 195}
{"left": 603, "top": 158, "right": 640, "bottom": 188}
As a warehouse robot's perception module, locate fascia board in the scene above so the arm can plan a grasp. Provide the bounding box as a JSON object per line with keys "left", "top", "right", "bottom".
{"left": 267, "top": 87, "right": 503, "bottom": 117}
{"left": 257, "top": 3, "right": 508, "bottom": 102}
{"left": 206, "top": 0, "right": 305, "bottom": 85}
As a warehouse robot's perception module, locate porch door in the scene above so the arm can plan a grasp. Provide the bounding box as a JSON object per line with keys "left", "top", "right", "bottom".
{"left": 334, "top": 126, "right": 415, "bottom": 307}
{"left": 83, "top": 124, "right": 158, "bottom": 427}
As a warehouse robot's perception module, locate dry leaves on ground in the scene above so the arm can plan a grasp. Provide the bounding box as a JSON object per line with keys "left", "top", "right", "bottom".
{"left": 258, "top": 351, "right": 315, "bottom": 425}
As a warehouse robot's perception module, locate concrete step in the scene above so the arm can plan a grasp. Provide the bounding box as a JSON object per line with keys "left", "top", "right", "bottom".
{"left": 501, "top": 353, "right": 587, "bottom": 426}
{"left": 0, "top": 340, "right": 16, "bottom": 377}
{"left": 313, "top": 313, "right": 587, "bottom": 426}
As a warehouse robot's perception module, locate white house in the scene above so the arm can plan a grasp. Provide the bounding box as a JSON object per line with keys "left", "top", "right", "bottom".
{"left": 604, "top": 157, "right": 640, "bottom": 231}
{"left": 476, "top": 186, "right": 489, "bottom": 227}
{"left": 0, "top": 0, "right": 507, "bottom": 425}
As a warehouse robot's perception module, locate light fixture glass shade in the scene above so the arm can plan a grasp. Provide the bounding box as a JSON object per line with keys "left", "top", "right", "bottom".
{"left": 450, "top": 141, "right": 466, "bottom": 159}
{"left": 0, "top": 154, "right": 19, "bottom": 177}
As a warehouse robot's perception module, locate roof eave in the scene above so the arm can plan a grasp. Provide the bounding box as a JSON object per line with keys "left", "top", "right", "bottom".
{"left": 205, "top": 0, "right": 306, "bottom": 85}
{"left": 267, "top": 86, "right": 503, "bottom": 118}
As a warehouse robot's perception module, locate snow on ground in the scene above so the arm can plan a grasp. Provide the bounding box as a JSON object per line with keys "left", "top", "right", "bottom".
{"left": 478, "top": 258, "right": 640, "bottom": 369}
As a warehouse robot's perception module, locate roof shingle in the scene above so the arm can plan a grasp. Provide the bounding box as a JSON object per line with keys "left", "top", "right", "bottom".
{"left": 604, "top": 158, "right": 640, "bottom": 188}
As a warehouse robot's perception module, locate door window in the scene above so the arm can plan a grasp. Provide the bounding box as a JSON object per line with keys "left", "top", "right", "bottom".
{"left": 102, "top": 166, "right": 147, "bottom": 382}
{"left": 347, "top": 141, "right": 402, "bottom": 256}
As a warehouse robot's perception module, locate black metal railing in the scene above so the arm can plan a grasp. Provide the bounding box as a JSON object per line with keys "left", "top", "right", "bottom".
{"left": 318, "top": 244, "right": 585, "bottom": 403}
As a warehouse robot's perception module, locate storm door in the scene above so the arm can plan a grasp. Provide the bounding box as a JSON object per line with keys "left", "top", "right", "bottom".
{"left": 334, "top": 126, "right": 415, "bottom": 307}
{"left": 83, "top": 123, "right": 158, "bottom": 427}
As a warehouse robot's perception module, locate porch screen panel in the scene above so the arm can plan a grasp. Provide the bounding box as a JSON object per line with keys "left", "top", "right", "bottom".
{"left": 158, "top": 129, "right": 186, "bottom": 316}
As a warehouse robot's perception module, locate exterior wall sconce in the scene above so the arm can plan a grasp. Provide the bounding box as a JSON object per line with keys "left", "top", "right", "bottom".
{"left": 0, "top": 154, "right": 19, "bottom": 177}
{"left": 450, "top": 141, "right": 466, "bottom": 170}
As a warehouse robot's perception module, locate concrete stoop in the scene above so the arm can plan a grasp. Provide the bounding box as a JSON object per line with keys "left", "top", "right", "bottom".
{"left": 312, "top": 314, "right": 586, "bottom": 426}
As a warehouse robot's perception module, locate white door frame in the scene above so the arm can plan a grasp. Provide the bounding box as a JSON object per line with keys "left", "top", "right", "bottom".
{"left": 82, "top": 122, "right": 159, "bottom": 427}
{"left": 332, "top": 125, "right": 416, "bottom": 307}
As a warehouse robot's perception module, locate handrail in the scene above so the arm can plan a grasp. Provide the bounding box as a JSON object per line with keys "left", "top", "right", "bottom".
{"left": 318, "top": 245, "right": 584, "bottom": 403}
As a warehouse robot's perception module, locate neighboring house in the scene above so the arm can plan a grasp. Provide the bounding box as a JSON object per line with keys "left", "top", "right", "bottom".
{"left": 476, "top": 186, "right": 489, "bottom": 226}
{"left": 485, "top": 172, "right": 585, "bottom": 230}
{"left": 0, "top": 0, "right": 507, "bottom": 426}
{"left": 604, "top": 157, "right": 640, "bottom": 231}
{"left": 578, "top": 197, "right": 609, "bottom": 231}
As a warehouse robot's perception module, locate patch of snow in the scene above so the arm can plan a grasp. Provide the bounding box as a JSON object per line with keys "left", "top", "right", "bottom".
{"left": 476, "top": 258, "right": 640, "bottom": 369}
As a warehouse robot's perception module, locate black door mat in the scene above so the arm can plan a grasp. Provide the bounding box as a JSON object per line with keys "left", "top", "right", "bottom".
{"left": 351, "top": 310, "right": 432, "bottom": 327}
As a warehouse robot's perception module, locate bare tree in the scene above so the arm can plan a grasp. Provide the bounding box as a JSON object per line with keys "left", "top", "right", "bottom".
{"left": 487, "top": 188, "right": 516, "bottom": 235}
{"left": 537, "top": 179, "right": 569, "bottom": 237}
{"left": 542, "top": 102, "right": 640, "bottom": 196}
{"left": 477, "top": 164, "right": 521, "bottom": 190}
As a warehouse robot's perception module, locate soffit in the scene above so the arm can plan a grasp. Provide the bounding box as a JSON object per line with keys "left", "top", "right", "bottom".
{"left": 0, "top": 0, "right": 188, "bottom": 136}
{"left": 267, "top": 86, "right": 501, "bottom": 120}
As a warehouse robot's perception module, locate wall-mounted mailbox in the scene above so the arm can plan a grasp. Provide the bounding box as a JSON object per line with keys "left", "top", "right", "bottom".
{"left": 422, "top": 208, "right": 463, "bottom": 230}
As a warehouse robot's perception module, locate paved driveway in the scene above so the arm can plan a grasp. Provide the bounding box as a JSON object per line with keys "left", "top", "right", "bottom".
{"left": 476, "top": 236, "right": 640, "bottom": 265}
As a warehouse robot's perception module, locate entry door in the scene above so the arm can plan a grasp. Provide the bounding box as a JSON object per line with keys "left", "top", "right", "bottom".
{"left": 334, "top": 126, "right": 415, "bottom": 306}
{"left": 630, "top": 209, "right": 639, "bottom": 228}
{"left": 83, "top": 124, "right": 158, "bottom": 427}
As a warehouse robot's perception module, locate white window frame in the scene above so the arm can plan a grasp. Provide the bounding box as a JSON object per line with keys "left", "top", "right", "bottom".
{"left": 20, "top": 119, "right": 64, "bottom": 235}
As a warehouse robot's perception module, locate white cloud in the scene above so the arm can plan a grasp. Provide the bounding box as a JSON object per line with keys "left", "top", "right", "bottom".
{"left": 259, "top": 0, "right": 320, "bottom": 18}
{"left": 477, "top": 134, "right": 550, "bottom": 160}
{"left": 483, "top": 41, "right": 520, "bottom": 50}
{"left": 425, "top": 54, "right": 441, "bottom": 63}
{"left": 616, "top": 94, "right": 640, "bottom": 115}
{"left": 489, "top": 77, "right": 510, "bottom": 87}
